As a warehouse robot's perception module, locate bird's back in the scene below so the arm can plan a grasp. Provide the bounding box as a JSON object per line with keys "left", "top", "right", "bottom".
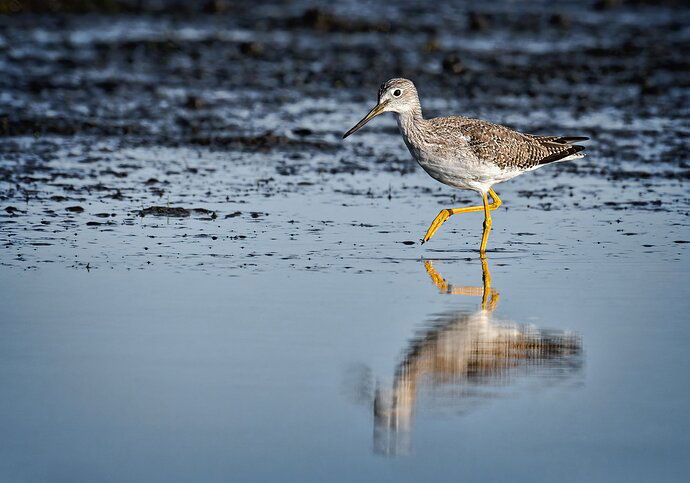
{"left": 421, "top": 116, "right": 587, "bottom": 171}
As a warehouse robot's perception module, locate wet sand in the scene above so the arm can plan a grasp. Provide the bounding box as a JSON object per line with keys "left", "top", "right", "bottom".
{"left": 1, "top": 0, "right": 689, "bottom": 481}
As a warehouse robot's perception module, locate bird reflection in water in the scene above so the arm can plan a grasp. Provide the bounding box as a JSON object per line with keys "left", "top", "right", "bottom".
{"left": 373, "top": 257, "right": 582, "bottom": 456}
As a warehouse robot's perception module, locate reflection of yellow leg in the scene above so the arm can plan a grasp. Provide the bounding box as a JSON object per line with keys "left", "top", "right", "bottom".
{"left": 424, "top": 260, "right": 480, "bottom": 295}
{"left": 480, "top": 255, "right": 499, "bottom": 311}
{"left": 424, "top": 260, "right": 450, "bottom": 293}
{"left": 421, "top": 189, "right": 501, "bottom": 244}
{"left": 423, "top": 258, "right": 499, "bottom": 311}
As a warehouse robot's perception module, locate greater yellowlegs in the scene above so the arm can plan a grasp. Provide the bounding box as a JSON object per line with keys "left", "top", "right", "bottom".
{"left": 343, "top": 78, "right": 588, "bottom": 252}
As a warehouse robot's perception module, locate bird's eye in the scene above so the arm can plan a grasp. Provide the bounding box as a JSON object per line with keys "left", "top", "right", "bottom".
{"left": 393, "top": 89, "right": 402, "bottom": 97}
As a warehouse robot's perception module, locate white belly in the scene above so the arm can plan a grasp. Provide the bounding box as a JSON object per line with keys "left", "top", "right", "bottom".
{"left": 411, "top": 146, "right": 519, "bottom": 193}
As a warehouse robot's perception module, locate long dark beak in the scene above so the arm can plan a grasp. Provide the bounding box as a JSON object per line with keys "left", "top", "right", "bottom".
{"left": 343, "top": 100, "right": 389, "bottom": 139}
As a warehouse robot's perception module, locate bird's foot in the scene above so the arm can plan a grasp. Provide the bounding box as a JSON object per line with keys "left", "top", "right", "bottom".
{"left": 422, "top": 209, "right": 452, "bottom": 244}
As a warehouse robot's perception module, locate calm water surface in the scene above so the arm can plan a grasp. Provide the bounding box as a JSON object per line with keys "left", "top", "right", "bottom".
{"left": 1, "top": 197, "right": 688, "bottom": 481}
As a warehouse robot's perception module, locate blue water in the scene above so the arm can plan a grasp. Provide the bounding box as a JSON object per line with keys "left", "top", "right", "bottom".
{"left": 2, "top": 191, "right": 689, "bottom": 481}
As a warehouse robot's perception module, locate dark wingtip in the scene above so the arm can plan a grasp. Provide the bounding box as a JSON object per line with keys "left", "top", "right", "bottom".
{"left": 562, "top": 136, "right": 590, "bottom": 143}
{"left": 539, "top": 144, "right": 586, "bottom": 165}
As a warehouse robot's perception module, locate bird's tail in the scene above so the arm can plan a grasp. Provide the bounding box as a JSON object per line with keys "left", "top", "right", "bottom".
{"left": 535, "top": 136, "right": 589, "bottom": 164}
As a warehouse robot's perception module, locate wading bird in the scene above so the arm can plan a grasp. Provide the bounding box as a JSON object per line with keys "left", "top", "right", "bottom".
{"left": 343, "top": 78, "right": 588, "bottom": 252}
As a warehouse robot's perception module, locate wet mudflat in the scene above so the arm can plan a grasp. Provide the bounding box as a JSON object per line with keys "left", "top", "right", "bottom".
{"left": 1, "top": 0, "right": 689, "bottom": 481}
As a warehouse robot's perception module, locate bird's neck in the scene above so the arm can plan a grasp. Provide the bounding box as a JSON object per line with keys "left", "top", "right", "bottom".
{"left": 396, "top": 106, "right": 424, "bottom": 144}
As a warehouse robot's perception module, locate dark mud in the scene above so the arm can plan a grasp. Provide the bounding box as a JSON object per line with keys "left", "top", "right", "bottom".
{"left": 0, "top": 0, "right": 688, "bottom": 271}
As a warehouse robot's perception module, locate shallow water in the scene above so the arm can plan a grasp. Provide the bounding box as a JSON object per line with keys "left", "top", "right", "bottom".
{"left": 2, "top": 231, "right": 689, "bottom": 481}
{"left": 1, "top": 0, "right": 690, "bottom": 481}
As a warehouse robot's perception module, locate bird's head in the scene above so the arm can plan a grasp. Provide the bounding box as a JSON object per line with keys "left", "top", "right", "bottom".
{"left": 343, "top": 78, "right": 420, "bottom": 139}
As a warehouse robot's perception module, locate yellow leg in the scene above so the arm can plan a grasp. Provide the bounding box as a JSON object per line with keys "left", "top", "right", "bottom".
{"left": 479, "top": 191, "right": 493, "bottom": 253}
{"left": 421, "top": 188, "right": 502, "bottom": 244}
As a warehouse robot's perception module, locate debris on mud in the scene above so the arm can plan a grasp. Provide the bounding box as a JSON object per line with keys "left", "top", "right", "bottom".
{"left": 136, "top": 206, "right": 220, "bottom": 219}
{"left": 138, "top": 206, "right": 191, "bottom": 218}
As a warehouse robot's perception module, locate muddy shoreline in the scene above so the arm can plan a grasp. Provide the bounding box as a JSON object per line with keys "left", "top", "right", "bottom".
{"left": 1, "top": 0, "right": 688, "bottom": 270}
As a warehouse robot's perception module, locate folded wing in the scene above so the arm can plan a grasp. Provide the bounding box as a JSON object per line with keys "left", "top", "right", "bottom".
{"left": 456, "top": 119, "right": 588, "bottom": 170}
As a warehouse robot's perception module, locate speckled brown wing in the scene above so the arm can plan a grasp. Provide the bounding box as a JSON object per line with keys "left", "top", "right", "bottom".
{"left": 456, "top": 119, "right": 587, "bottom": 170}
